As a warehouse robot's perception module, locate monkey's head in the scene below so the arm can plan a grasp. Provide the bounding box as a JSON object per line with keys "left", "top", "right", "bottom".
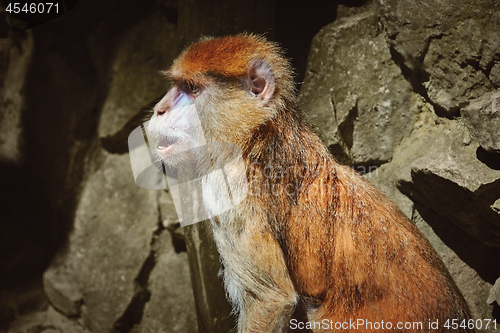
{"left": 147, "top": 34, "right": 295, "bottom": 168}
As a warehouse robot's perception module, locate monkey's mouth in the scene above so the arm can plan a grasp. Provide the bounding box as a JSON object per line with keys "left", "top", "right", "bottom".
{"left": 157, "top": 138, "right": 178, "bottom": 154}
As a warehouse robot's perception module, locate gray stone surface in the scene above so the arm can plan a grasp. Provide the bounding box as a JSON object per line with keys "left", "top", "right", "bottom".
{"left": 379, "top": 0, "right": 500, "bottom": 116}
{"left": 398, "top": 120, "right": 500, "bottom": 246}
{"left": 299, "top": 10, "right": 416, "bottom": 166}
{"left": 487, "top": 278, "right": 500, "bottom": 305}
{"left": 365, "top": 95, "right": 440, "bottom": 219}
{"left": 43, "top": 269, "right": 83, "bottom": 317}
{"left": 43, "top": 152, "right": 159, "bottom": 333}
{"left": 39, "top": 9, "right": 196, "bottom": 331}
{"left": 131, "top": 230, "right": 197, "bottom": 333}
{"left": 0, "top": 31, "right": 33, "bottom": 163}
{"left": 365, "top": 106, "right": 500, "bottom": 330}
{"left": 98, "top": 12, "right": 177, "bottom": 138}
{"left": 5, "top": 306, "right": 89, "bottom": 333}
{"left": 461, "top": 89, "right": 500, "bottom": 153}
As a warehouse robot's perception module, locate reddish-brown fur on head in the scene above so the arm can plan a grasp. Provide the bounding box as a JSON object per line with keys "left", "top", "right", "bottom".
{"left": 168, "top": 35, "right": 296, "bottom": 109}
{"left": 171, "top": 35, "right": 257, "bottom": 79}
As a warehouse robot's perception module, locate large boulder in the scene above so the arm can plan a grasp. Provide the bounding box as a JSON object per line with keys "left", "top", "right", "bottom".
{"left": 379, "top": 0, "right": 500, "bottom": 116}
{"left": 41, "top": 10, "right": 197, "bottom": 333}
{"left": 43, "top": 152, "right": 159, "bottom": 333}
{"left": 398, "top": 120, "right": 500, "bottom": 247}
{"left": 461, "top": 89, "right": 500, "bottom": 153}
{"left": 299, "top": 10, "right": 417, "bottom": 166}
{"left": 98, "top": 12, "right": 177, "bottom": 138}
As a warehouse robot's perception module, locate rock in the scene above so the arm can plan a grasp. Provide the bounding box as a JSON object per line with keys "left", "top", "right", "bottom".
{"left": 0, "top": 27, "right": 62, "bottom": 295}
{"left": 98, "top": 12, "right": 177, "bottom": 138}
{"left": 5, "top": 305, "right": 90, "bottom": 333}
{"left": 492, "top": 199, "right": 500, "bottom": 214}
{"left": 364, "top": 95, "right": 440, "bottom": 218}
{"left": 184, "top": 221, "right": 236, "bottom": 333}
{"left": 43, "top": 152, "right": 159, "bottom": 333}
{"left": 461, "top": 89, "right": 500, "bottom": 153}
{"left": 397, "top": 120, "right": 500, "bottom": 246}
{"left": 299, "top": 10, "right": 416, "bottom": 166}
{"left": 43, "top": 270, "right": 83, "bottom": 317}
{"left": 379, "top": 0, "right": 500, "bottom": 116}
{"left": 487, "top": 278, "right": 500, "bottom": 305}
{"left": 490, "top": 62, "right": 500, "bottom": 87}
{"left": 42, "top": 151, "right": 198, "bottom": 333}
{"left": 130, "top": 229, "right": 197, "bottom": 333}
{"left": 160, "top": 190, "right": 180, "bottom": 227}
{"left": 0, "top": 31, "right": 33, "bottom": 163}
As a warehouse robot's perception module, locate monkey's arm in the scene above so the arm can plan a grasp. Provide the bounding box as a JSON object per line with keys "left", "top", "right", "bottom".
{"left": 212, "top": 216, "right": 298, "bottom": 333}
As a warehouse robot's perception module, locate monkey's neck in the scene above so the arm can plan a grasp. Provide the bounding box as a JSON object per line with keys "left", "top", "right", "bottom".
{"left": 243, "top": 108, "right": 333, "bottom": 173}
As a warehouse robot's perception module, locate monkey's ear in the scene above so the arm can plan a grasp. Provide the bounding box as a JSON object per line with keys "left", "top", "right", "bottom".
{"left": 244, "top": 59, "right": 275, "bottom": 103}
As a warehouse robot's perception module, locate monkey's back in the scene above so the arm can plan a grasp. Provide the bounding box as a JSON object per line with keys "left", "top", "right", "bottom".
{"left": 241, "top": 110, "right": 472, "bottom": 332}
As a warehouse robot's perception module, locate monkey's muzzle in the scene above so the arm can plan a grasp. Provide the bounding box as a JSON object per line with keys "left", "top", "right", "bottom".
{"left": 157, "top": 138, "right": 177, "bottom": 154}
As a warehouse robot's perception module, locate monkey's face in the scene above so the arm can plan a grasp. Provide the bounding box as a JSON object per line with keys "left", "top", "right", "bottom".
{"left": 147, "top": 73, "right": 275, "bottom": 169}
{"left": 146, "top": 35, "right": 295, "bottom": 170}
{"left": 147, "top": 80, "right": 208, "bottom": 168}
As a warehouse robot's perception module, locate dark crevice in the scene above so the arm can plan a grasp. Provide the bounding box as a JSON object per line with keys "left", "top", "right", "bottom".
{"left": 327, "top": 143, "right": 351, "bottom": 165}
{"left": 380, "top": 26, "right": 458, "bottom": 118}
{"left": 275, "top": 0, "right": 337, "bottom": 86}
{"left": 110, "top": 253, "right": 154, "bottom": 333}
{"left": 462, "top": 52, "right": 496, "bottom": 88}
{"left": 252, "top": 0, "right": 259, "bottom": 33}
{"left": 331, "top": 97, "right": 338, "bottom": 124}
{"left": 338, "top": 102, "right": 357, "bottom": 150}
{"left": 110, "top": 193, "right": 166, "bottom": 333}
{"left": 477, "top": 147, "right": 500, "bottom": 170}
{"left": 484, "top": 58, "right": 498, "bottom": 81}
{"left": 412, "top": 203, "right": 500, "bottom": 284}
{"left": 166, "top": 222, "right": 187, "bottom": 254}
{"left": 397, "top": 168, "right": 500, "bottom": 282}
{"left": 328, "top": 98, "right": 358, "bottom": 166}
{"left": 460, "top": 58, "right": 481, "bottom": 72}
{"left": 493, "top": 303, "right": 500, "bottom": 321}
{"left": 160, "top": 6, "right": 178, "bottom": 26}
{"left": 387, "top": 44, "right": 453, "bottom": 118}
{"left": 399, "top": 171, "right": 500, "bottom": 246}
{"left": 418, "top": 33, "right": 444, "bottom": 64}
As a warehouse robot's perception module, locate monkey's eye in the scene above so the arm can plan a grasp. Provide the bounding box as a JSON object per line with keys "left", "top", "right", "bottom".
{"left": 182, "top": 81, "right": 201, "bottom": 96}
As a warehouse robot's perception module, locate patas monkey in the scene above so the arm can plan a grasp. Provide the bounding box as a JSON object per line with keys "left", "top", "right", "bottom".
{"left": 147, "top": 35, "right": 473, "bottom": 332}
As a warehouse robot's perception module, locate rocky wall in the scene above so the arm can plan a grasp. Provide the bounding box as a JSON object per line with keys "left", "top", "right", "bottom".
{"left": 1, "top": 0, "right": 500, "bottom": 332}
{"left": 0, "top": 2, "right": 197, "bottom": 333}
{"left": 299, "top": 0, "right": 500, "bottom": 330}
